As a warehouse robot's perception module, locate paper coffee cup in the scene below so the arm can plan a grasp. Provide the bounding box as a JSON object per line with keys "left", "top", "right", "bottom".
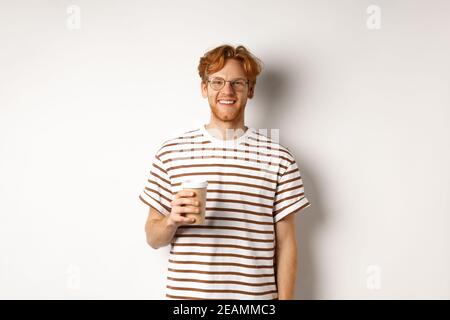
{"left": 181, "top": 180, "right": 208, "bottom": 225}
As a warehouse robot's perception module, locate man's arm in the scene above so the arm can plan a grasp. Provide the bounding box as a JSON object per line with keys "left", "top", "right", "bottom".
{"left": 145, "top": 190, "right": 200, "bottom": 249}
{"left": 275, "top": 212, "right": 298, "bottom": 300}
{"left": 145, "top": 207, "right": 178, "bottom": 249}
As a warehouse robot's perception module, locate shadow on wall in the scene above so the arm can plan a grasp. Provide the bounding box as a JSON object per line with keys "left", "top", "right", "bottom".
{"left": 253, "top": 67, "right": 290, "bottom": 129}
{"left": 256, "top": 65, "right": 324, "bottom": 300}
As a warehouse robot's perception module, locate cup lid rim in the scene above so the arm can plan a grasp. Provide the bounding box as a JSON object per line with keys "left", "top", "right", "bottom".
{"left": 182, "top": 179, "right": 208, "bottom": 188}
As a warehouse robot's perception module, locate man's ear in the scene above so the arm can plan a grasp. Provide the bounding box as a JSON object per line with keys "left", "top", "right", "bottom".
{"left": 201, "top": 81, "right": 208, "bottom": 98}
{"left": 248, "top": 84, "right": 255, "bottom": 99}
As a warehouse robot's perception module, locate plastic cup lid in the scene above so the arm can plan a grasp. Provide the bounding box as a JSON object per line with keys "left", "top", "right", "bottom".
{"left": 182, "top": 179, "right": 208, "bottom": 189}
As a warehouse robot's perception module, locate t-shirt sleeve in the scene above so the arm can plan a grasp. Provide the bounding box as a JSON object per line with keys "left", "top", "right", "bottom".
{"left": 138, "top": 150, "right": 173, "bottom": 216}
{"left": 273, "top": 159, "right": 311, "bottom": 223}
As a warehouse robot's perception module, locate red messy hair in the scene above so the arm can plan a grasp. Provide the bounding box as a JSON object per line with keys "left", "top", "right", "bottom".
{"left": 198, "top": 45, "right": 263, "bottom": 85}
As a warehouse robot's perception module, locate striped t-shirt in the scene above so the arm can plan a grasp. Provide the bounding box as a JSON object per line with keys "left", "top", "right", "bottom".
{"left": 139, "top": 124, "right": 311, "bottom": 300}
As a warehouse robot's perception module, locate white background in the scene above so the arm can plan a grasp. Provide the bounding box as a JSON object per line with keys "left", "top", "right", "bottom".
{"left": 1, "top": 0, "right": 449, "bottom": 299}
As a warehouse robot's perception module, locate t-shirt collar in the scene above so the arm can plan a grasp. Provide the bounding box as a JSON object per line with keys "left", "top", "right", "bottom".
{"left": 200, "top": 123, "right": 254, "bottom": 146}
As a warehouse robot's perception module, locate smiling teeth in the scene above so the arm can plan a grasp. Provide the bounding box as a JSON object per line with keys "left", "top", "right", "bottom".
{"left": 219, "top": 100, "right": 235, "bottom": 104}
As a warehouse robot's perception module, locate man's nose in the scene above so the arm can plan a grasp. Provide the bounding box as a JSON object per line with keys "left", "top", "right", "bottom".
{"left": 222, "top": 81, "right": 235, "bottom": 94}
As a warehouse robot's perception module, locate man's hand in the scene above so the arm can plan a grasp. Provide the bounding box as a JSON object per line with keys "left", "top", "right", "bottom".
{"left": 167, "top": 190, "right": 201, "bottom": 227}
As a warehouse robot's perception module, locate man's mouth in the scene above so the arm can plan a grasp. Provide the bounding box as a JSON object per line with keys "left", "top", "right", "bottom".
{"left": 217, "top": 99, "right": 237, "bottom": 106}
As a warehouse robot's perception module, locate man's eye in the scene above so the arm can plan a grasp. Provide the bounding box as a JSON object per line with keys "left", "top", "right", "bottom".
{"left": 212, "top": 80, "right": 223, "bottom": 85}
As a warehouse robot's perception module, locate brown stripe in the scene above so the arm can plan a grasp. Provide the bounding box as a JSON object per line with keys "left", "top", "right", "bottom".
{"left": 283, "top": 168, "right": 299, "bottom": 176}
{"left": 167, "top": 276, "right": 276, "bottom": 287}
{"left": 184, "top": 129, "right": 201, "bottom": 134}
{"left": 159, "top": 147, "right": 292, "bottom": 164}
{"left": 138, "top": 194, "right": 151, "bottom": 207}
{"left": 206, "top": 216, "right": 273, "bottom": 226}
{"left": 167, "top": 163, "right": 278, "bottom": 177}
{"left": 273, "top": 197, "right": 309, "bottom": 217}
{"left": 273, "top": 192, "right": 305, "bottom": 206}
{"left": 152, "top": 162, "right": 168, "bottom": 175}
{"left": 242, "top": 142, "right": 292, "bottom": 157}
{"left": 164, "top": 196, "right": 273, "bottom": 211}
{"left": 166, "top": 293, "right": 233, "bottom": 300}
{"left": 142, "top": 191, "right": 171, "bottom": 213}
{"left": 273, "top": 197, "right": 303, "bottom": 216}
{"left": 206, "top": 206, "right": 272, "bottom": 218}
{"left": 160, "top": 134, "right": 204, "bottom": 148}
{"left": 174, "top": 234, "right": 274, "bottom": 243}
{"left": 168, "top": 268, "right": 275, "bottom": 278}
{"left": 177, "top": 225, "right": 273, "bottom": 235}
{"left": 164, "top": 155, "right": 287, "bottom": 169}
{"left": 170, "top": 251, "right": 275, "bottom": 260}
{"left": 275, "top": 185, "right": 302, "bottom": 196}
{"left": 173, "top": 180, "right": 275, "bottom": 192}
{"left": 165, "top": 140, "right": 210, "bottom": 147}
{"left": 147, "top": 179, "right": 172, "bottom": 195}
{"left": 143, "top": 189, "right": 170, "bottom": 207}
{"left": 150, "top": 171, "right": 171, "bottom": 186}
{"left": 206, "top": 189, "right": 274, "bottom": 201}
{"left": 158, "top": 132, "right": 201, "bottom": 147}
{"left": 205, "top": 198, "right": 273, "bottom": 209}
{"left": 172, "top": 242, "right": 275, "bottom": 251}
{"left": 168, "top": 260, "right": 274, "bottom": 269}
{"left": 167, "top": 293, "right": 277, "bottom": 300}
{"left": 251, "top": 131, "right": 273, "bottom": 140}
{"left": 248, "top": 135, "right": 272, "bottom": 143}
{"left": 144, "top": 187, "right": 171, "bottom": 204}
{"left": 171, "top": 171, "right": 277, "bottom": 185}
{"left": 248, "top": 135, "right": 294, "bottom": 158}
{"left": 278, "top": 175, "right": 301, "bottom": 187}
{"left": 167, "top": 285, "right": 277, "bottom": 296}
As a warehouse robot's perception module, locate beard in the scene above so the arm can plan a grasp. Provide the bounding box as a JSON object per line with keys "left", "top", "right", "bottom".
{"left": 209, "top": 99, "right": 245, "bottom": 122}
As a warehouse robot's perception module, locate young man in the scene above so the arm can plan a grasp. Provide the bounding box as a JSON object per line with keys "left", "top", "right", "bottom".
{"left": 139, "top": 45, "right": 311, "bottom": 300}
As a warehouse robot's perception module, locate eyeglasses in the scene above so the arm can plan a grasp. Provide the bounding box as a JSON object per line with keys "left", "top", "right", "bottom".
{"left": 207, "top": 77, "right": 249, "bottom": 92}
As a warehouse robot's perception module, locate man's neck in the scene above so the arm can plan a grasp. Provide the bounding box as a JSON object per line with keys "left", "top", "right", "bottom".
{"left": 205, "top": 121, "right": 248, "bottom": 141}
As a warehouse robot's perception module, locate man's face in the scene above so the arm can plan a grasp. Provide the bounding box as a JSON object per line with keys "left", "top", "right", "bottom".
{"left": 201, "top": 59, "right": 254, "bottom": 123}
